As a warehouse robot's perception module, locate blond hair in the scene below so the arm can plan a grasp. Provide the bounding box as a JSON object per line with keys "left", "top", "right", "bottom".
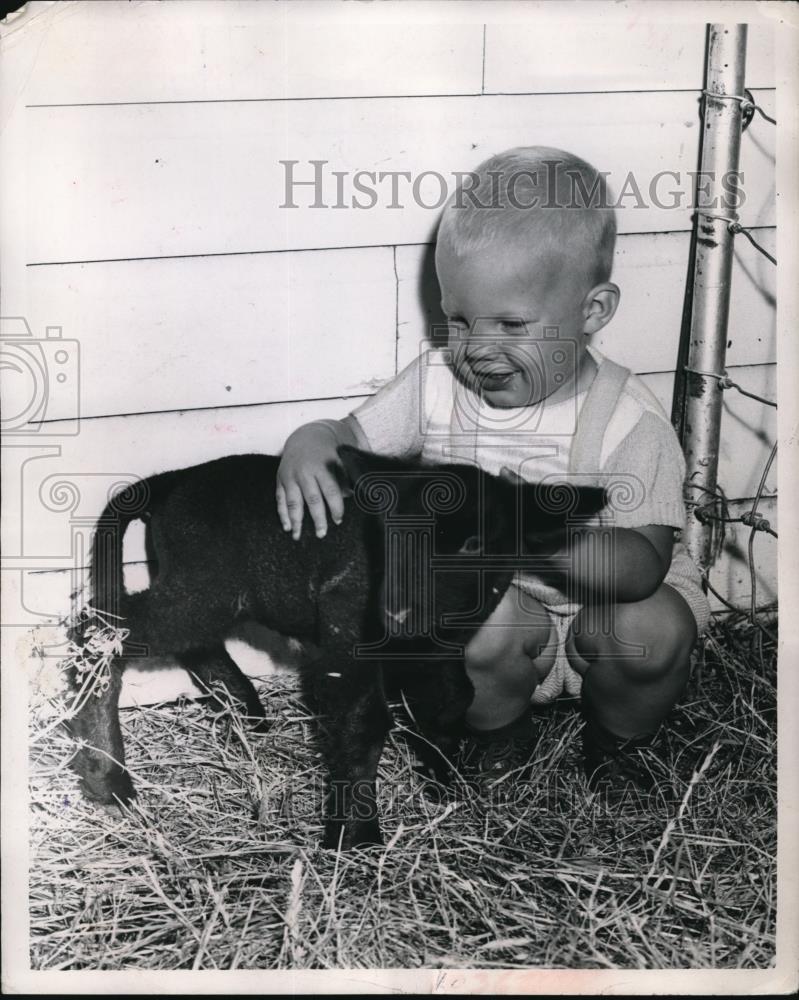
{"left": 438, "top": 147, "right": 617, "bottom": 285}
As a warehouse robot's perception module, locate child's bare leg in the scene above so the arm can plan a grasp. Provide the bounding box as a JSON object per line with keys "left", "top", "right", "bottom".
{"left": 566, "top": 584, "right": 697, "bottom": 738}
{"left": 463, "top": 587, "right": 556, "bottom": 730}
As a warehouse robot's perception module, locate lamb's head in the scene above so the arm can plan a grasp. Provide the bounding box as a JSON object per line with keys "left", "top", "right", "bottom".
{"left": 338, "top": 447, "right": 606, "bottom": 638}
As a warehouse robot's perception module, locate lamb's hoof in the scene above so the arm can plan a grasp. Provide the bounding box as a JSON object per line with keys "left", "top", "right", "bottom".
{"left": 98, "top": 799, "right": 132, "bottom": 820}
{"left": 74, "top": 757, "right": 136, "bottom": 808}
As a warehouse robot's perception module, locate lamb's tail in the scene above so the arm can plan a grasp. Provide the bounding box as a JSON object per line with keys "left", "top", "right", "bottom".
{"left": 87, "top": 470, "right": 181, "bottom": 617}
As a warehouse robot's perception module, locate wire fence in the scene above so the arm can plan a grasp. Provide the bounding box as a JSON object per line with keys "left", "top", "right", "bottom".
{"left": 685, "top": 84, "right": 777, "bottom": 653}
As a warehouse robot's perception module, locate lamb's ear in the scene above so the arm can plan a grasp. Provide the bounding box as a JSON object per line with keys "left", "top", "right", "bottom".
{"left": 522, "top": 482, "right": 607, "bottom": 535}
{"left": 568, "top": 485, "right": 608, "bottom": 519}
{"left": 336, "top": 445, "right": 408, "bottom": 488}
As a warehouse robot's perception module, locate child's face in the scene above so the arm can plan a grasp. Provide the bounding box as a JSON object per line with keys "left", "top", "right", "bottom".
{"left": 436, "top": 241, "right": 595, "bottom": 409}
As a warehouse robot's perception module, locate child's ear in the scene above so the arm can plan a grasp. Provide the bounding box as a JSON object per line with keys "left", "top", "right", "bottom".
{"left": 582, "top": 283, "right": 620, "bottom": 335}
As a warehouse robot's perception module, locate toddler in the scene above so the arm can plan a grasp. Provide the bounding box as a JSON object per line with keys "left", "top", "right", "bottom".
{"left": 276, "top": 147, "right": 710, "bottom": 791}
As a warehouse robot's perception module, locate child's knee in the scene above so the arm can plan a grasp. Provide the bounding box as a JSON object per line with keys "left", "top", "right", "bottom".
{"left": 571, "top": 586, "right": 697, "bottom": 684}
{"left": 464, "top": 590, "right": 553, "bottom": 676}
{"left": 465, "top": 619, "right": 554, "bottom": 675}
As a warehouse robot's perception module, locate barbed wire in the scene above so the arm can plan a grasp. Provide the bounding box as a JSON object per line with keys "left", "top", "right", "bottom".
{"left": 683, "top": 366, "right": 777, "bottom": 409}
{"left": 702, "top": 574, "right": 776, "bottom": 619}
{"left": 689, "top": 82, "right": 777, "bottom": 637}
{"left": 729, "top": 222, "right": 777, "bottom": 266}
{"left": 694, "top": 85, "right": 777, "bottom": 266}
{"left": 700, "top": 87, "right": 777, "bottom": 126}
{"left": 742, "top": 87, "right": 777, "bottom": 127}
{"left": 694, "top": 211, "right": 777, "bottom": 266}
{"left": 747, "top": 441, "right": 778, "bottom": 662}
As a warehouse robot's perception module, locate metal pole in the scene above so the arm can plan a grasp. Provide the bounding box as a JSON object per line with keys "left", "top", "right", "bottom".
{"left": 681, "top": 24, "right": 747, "bottom": 571}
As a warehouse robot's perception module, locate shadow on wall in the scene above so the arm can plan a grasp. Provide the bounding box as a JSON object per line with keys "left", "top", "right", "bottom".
{"left": 733, "top": 240, "right": 776, "bottom": 309}
{"left": 417, "top": 228, "right": 449, "bottom": 350}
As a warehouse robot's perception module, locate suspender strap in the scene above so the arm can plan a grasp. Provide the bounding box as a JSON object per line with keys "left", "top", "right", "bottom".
{"left": 568, "top": 357, "right": 631, "bottom": 477}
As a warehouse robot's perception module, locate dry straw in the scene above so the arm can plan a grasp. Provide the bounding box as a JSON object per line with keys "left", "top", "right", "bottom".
{"left": 29, "top": 612, "right": 776, "bottom": 970}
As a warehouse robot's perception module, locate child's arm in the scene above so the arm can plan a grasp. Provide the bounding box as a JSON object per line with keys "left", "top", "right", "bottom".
{"left": 277, "top": 354, "right": 428, "bottom": 540}
{"left": 534, "top": 405, "right": 690, "bottom": 605}
{"left": 276, "top": 416, "right": 370, "bottom": 540}
{"left": 541, "top": 523, "right": 674, "bottom": 604}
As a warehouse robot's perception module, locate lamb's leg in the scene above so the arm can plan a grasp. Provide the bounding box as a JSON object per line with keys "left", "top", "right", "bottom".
{"left": 396, "top": 658, "right": 475, "bottom": 788}
{"left": 305, "top": 657, "right": 393, "bottom": 850}
{"left": 65, "top": 661, "right": 134, "bottom": 806}
{"left": 65, "top": 585, "right": 237, "bottom": 804}
{"left": 111, "top": 588, "right": 234, "bottom": 657}
{"left": 178, "top": 645, "right": 269, "bottom": 731}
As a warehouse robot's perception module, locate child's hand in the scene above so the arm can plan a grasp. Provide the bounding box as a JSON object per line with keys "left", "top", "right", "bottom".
{"left": 276, "top": 418, "right": 364, "bottom": 540}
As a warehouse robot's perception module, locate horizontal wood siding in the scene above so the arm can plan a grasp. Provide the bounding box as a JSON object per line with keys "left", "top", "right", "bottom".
{"left": 22, "top": 228, "right": 775, "bottom": 422}
{"left": 483, "top": 22, "right": 775, "bottom": 93}
{"left": 20, "top": 6, "right": 775, "bottom": 104}
{"left": 27, "top": 90, "right": 775, "bottom": 265}
{"left": 25, "top": 249, "right": 398, "bottom": 420}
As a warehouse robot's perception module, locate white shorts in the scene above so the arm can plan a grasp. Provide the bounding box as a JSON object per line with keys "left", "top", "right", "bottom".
{"left": 513, "top": 549, "right": 710, "bottom": 706}
{"left": 510, "top": 574, "right": 583, "bottom": 707}
{"left": 530, "top": 599, "right": 583, "bottom": 706}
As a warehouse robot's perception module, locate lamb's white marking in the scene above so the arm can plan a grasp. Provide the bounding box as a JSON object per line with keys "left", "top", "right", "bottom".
{"left": 320, "top": 563, "right": 354, "bottom": 594}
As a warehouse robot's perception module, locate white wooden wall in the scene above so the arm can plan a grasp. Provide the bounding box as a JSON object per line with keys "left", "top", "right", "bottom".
{"left": 1, "top": 2, "right": 778, "bottom": 704}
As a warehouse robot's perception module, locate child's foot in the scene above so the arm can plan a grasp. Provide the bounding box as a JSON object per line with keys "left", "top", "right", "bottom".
{"left": 459, "top": 709, "right": 539, "bottom": 795}
{"left": 581, "top": 710, "right": 658, "bottom": 793}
